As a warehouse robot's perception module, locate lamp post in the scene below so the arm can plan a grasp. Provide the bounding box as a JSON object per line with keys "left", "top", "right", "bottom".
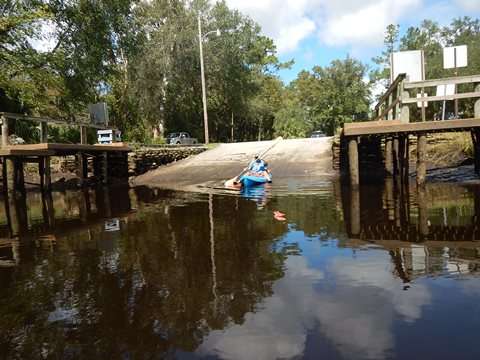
{"left": 198, "top": 15, "right": 220, "bottom": 144}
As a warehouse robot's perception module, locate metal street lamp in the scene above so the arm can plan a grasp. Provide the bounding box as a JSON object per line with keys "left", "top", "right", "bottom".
{"left": 198, "top": 15, "right": 220, "bottom": 144}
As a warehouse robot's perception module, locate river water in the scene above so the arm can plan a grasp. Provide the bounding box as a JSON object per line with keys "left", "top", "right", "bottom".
{"left": 0, "top": 179, "right": 479, "bottom": 359}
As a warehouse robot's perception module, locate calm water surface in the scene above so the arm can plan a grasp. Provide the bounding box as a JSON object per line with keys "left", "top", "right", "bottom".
{"left": 0, "top": 180, "right": 479, "bottom": 359}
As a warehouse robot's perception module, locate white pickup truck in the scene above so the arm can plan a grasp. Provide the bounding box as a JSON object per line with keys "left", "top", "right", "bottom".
{"left": 166, "top": 132, "right": 198, "bottom": 145}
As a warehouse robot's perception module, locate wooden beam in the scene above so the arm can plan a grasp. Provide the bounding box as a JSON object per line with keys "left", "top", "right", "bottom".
{"left": 402, "top": 91, "right": 480, "bottom": 104}
{"left": 3, "top": 143, "right": 131, "bottom": 152}
{"left": 0, "top": 112, "right": 118, "bottom": 130}
{"left": 344, "top": 118, "right": 480, "bottom": 136}
{"left": 404, "top": 74, "right": 480, "bottom": 89}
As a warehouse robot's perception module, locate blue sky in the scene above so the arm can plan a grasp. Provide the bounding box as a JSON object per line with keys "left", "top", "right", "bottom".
{"left": 224, "top": 0, "right": 480, "bottom": 84}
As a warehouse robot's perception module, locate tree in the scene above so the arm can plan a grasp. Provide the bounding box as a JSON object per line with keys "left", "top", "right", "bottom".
{"left": 128, "top": 0, "right": 286, "bottom": 142}
{"left": 277, "top": 57, "right": 371, "bottom": 137}
{"left": 0, "top": 0, "right": 56, "bottom": 114}
{"left": 1, "top": 0, "right": 138, "bottom": 124}
{"left": 371, "top": 24, "right": 400, "bottom": 93}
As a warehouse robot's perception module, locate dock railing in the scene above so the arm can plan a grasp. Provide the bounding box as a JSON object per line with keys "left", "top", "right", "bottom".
{"left": 0, "top": 112, "right": 118, "bottom": 149}
{"left": 373, "top": 74, "right": 480, "bottom": 122}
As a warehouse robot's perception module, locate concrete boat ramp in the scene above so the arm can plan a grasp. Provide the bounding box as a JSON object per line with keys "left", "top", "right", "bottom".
{"left": 133, "top": 137, "right": 336, "bottom": 192}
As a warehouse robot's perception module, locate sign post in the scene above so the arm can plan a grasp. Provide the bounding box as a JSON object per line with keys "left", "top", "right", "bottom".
{"left": 443, "top": 45, "right": 468, "bottom": 119}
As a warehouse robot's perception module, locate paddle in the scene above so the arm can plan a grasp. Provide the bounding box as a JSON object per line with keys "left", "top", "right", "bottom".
{"left": 224, "top": 136, "right": 283, "bottom": 187}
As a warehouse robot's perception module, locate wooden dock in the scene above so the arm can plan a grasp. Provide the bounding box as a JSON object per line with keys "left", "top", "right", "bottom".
{"left": 342, "top": 74, "right": 480, "bottom": 187}
{"left": 0, "top": 112, "right": 131, "bottom": 192}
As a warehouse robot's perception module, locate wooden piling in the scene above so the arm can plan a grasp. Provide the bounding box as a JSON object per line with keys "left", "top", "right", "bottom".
{"left": 1, "top": 115, "right": 8, "bottom": 148}
{"left": 15, "top": 160, "right": 25, "bottom": 193}
{"left": 350, "top": 188, "right": 360, "bottom": 236}
{"left": 403, "top": 135, "right": 410, "bottom": 183}
{"left": 75, "top": 151, "right": 85, "bottom": 185}
{"left": 348, "top": 137, "right": 359, "bottom": 188}
{"left": 6, "top": 158, "right": 15, "bottom": 192}
{"left": 416, "top": 132, "right": 427, "bottom": 187}
{"left": 472, "top": 129, "right": 480, "bottom": 174}
{"left": 385, "top": 138, "right": 393, "bottom": 174}
{"left": 41, "top": 191, "right": 55, "bottom": 226}
{"left": 38, "top": 156, "right": 52, "bottom": 191}
{"left": 393, "top": 137, "right": 400, "bottom": 177}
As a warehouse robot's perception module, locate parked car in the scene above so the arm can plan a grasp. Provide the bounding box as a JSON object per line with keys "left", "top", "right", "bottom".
{"left": 166, "top": 132, "right": 198, "bottom": 145}
{"left": 309, "top": 130, "right": 325, "bottom": 138}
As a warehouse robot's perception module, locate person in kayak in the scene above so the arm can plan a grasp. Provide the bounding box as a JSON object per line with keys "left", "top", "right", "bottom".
{"left": 246, "top": 155, "right": 271, "bottom": 181}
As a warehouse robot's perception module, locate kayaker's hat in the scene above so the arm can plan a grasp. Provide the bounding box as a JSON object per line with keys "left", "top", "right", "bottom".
{"left": 254, "top": 154, "right": 259, "bottom": 159}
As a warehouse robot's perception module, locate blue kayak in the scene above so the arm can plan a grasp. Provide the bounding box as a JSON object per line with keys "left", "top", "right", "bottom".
{"left": 239, "top": 174, "right": 271, "bottom": 187}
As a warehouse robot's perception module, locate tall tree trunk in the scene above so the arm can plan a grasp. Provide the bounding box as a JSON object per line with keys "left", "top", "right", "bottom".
{"left": 152, "top": 76, "right": 167, "bottom": 139}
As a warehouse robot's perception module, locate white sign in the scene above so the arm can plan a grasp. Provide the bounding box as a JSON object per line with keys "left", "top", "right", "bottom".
{"left": 390, "top": 50, "right": 425, "bottom": 82}
{"left": 436, "top": 84, "right": 455, "bottom": 97}
{"left": 417, "top": 93, "right": 428, "bottom": 108}
{"left": 443, "top": 45, "right": 467, "bottom": 69}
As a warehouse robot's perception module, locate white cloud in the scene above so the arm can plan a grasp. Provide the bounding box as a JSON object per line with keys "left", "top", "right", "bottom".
{"left": 456, "top": 0, "right": 480, "bottom": 11}
{"left": 223, "top": 0, "right": 422, "bottom": 54}
{"left": 224, "top": 0, "right": 319, "bottom": 55}
{"left": 319, "top": 0, "right": 421, "bottom": 46}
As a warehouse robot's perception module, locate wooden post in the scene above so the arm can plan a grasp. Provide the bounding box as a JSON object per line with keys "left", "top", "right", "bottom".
{"left": 398, "top": 135, "right": 405, "bottom": 181}
{"left": 42, "top": 157, "right": 51, "bottom": 191}
{"left": 94, "top": 151, "right": 108, "bottom": 184}
{"left": 80, "top": 126, "right": 88, "bottom": 145}
{"left": 1, "top": 115, "right": 9, "bottom": 148}
{"left": 388, "top": 93, "right": 393, "bottom": 120}
{"left": 15, "top": 160, "right": 25, "bottom": 193}
{"left": 350, "top": 188, "right": 360, "bottom": 236}
{"left": 385, "top": 137, "right": 393, "bottom": 175}
{"left": 421, "top": 87, "right": 426, "bottom": 122}
{"left": 40, "top": 121, "right": 48, "bottom": 143}
{"left": 393, "top": 137, "right": 399, "bottom": 178}
{"left": 403, "top": 135, "right": 410, "bottom": 183}
{"left": 101, "top": 151, "right": 108, "bottom": 184}
{"left": 385, "top": 178, "right": 395, "bottom": 220}
{"left": 472, "top": 129, "right": 480, "bottom": 174}
{"left": 348, "top": 137, "right": 359, "bottom": 188}
{"left": 400, "top": 91, "right": 410, "bottom": 123}
{"left": 75, "top": 151, "right": 85, "bottom": 186}
{"left": 6, "top": 158, "right": 15, "bottom": 192}
{"left": 417, "top": 132, "right": 427, "bottom": 187}
{"left": 1, "top": 157, "right": 6, "bottom": 193}
{"left": 41, "top": 191, "right": 55, "bottom": 226}
{"left": 475, "top": 85, "right": 480, "bottom": 118}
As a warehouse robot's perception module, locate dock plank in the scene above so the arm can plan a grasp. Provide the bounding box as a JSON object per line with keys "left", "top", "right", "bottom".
{"left": 344, "top": 118, "right": 480, "bottom": 136}
{"left": 2, "top": 142, "right": 131, "bottom": 153}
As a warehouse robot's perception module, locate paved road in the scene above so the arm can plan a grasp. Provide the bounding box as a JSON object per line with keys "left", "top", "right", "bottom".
{"left": 133, "top": 137, "right": 337, "bottom": 191}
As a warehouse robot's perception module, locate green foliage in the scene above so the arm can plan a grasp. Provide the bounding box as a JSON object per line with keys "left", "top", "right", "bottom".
{"left": 47, "top": 124, "right": 80, "bottom": 143}
{"left": 275, "top": 57, "right": 371, "bottom": 137}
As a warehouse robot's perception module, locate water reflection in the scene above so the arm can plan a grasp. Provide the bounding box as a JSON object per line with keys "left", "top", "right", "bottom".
{"left": 0, "top": 181, "right": 479, "bottom": 359}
